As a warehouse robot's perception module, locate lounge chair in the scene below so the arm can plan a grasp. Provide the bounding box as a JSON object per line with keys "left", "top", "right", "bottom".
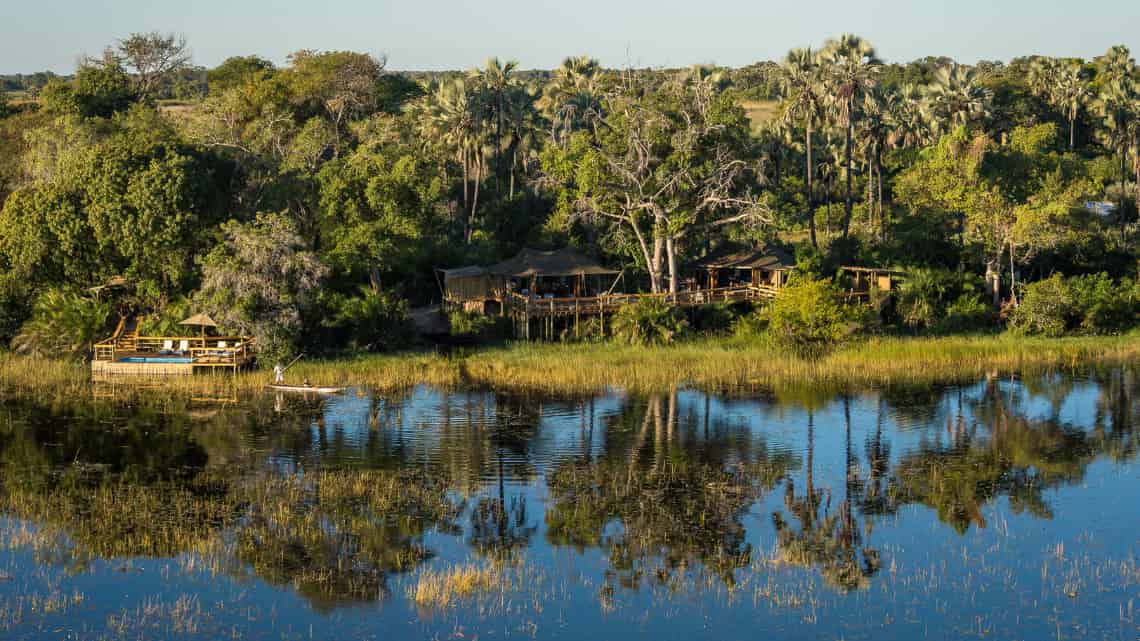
{"left": 161, "top": 340, "right": 174, "bottom": 354}
{"left": 177, "top": 340, "right": 190, "bottom": 355}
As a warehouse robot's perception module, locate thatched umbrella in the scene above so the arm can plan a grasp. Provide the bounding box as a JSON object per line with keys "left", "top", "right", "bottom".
{"left": 179, "top": 313, "right": 218, "bottom": 343}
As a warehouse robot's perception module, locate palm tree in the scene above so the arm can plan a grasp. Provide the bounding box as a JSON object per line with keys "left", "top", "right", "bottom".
{"left": 781, "top": 47, "right": 825, "bottom": 247}
{"left": 1026, "top": 57, "right": 1059, "bottom": 99}
{"left": 1096, "top": 80, "right": 1137, "bottom": 238}
{"left": 540, "top": 56, "right": 605, "bottom": 142}
{"left": 469, "top": 57, "right": 520, "bottom": 192}
{"left": 819, "top": 34, "right": 881, "bottom": 238}
{"left": 502, "top": 83, "right": 541, "bottom": 199}
{"left": 1097, "top": 45, "right": 1136, "bottom": 85}
{"left": 856, "top": 87, "right": 892, "bottom": 235}
{"left": 887, "top": 83, "right": 932, "bottom": 148}
{"left": 416, "top": 78, "right": 487, "bottom": 243}
{"left": 922, "top": 64, "right": 992, "bottom": 137}
{"left": 1051, "top": 64, "right": 1090, "bottom": 149}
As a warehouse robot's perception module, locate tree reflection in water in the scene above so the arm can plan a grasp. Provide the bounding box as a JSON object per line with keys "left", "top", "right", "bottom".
{"left": 545, "top": 389, "right": 798, "bottom": 588}
{"left": 0, "top": 365, "right": 1137, "bottom": 613}
{"left": 772, "top": 398, "right": 882, "bottom": 592}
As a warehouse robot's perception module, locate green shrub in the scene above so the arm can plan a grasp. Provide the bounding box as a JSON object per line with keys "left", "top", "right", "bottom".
{"left": 0, "top": 276, "right": 31, "bottom": 345}
{"left": 138, "top": 297, "right": 193, "bottom": 336}
{"left": 1009, "top": 272, "right": 1138, "bottom": 337}
{"left": 896, "top": 268, "right": 951, "bottom": 330}
{"left": 449, "top": 310, "right": 509, "bottom": 340}
{"left": 1070, "top": 273, "right": 1135, "bottom": 333}
{"left": 324, "top": 287, "right": 413, "bottom": 351}
{"left": 690, "top": 303, "right": 739, "bottom": 335}
{"left": 611, "top": 297, "right": 689, "bottom": 346}
{"left": 1009, "top": 274, "right": 1073, "bottom": 337}
{"left": 11, "top": 289, "right": 112, "bottom": 359}
{"left": 559, "top": 316, "right": 606, "bottom": 343}
{"left": 760, "top": 279, "right": 862, "bottom": 355}
{"left": 940, "top": 293, "right": 993, "bottom": 333}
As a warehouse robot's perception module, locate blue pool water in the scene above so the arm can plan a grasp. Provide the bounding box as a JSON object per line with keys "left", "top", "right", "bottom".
{"left": 118, "top": 356, "right": 193, "bottom": 363}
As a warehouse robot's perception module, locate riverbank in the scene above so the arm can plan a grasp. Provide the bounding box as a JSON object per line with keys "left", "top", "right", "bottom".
{"left": 3, "top": 332, "right": 1139, "bottom": 398}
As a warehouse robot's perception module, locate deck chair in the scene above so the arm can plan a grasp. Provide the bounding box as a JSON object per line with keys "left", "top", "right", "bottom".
{"left": 177, "top": 340, "right": 190, "bottom": 354}
{"left": 161, "top": 340, "right": 174, "bottom": 354}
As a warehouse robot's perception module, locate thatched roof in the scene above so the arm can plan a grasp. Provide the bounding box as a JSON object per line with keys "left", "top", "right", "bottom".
{"left": 486, "top": 248, "right": 618, "bottom": 278}
{"left": 700, "top": 245, "right": 796, "bottom": 271}
{"left": 179, "top": 313, "right": 218, "bottom": 327}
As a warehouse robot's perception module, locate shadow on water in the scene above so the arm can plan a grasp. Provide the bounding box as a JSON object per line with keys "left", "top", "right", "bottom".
{"left": 0, "top": 363, "right": 1138, "bottom": 639}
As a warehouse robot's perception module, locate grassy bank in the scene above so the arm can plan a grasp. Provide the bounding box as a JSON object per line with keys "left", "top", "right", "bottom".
{"left": 2, "top": 332, "right": 1139, "bottom": 398}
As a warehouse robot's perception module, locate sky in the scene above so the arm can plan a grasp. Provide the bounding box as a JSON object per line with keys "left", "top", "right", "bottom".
{"left": 3, "top": 0, "right": 1138, "bottom": 74}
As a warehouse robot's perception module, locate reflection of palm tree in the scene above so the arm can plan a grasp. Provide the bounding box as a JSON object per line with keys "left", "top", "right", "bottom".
{"left": 772, "top": 400, "right": 881, "bottom": 591}
{"left": 545, "top": 391, "right": 796, "bottom": 587}
{"left": 467, "top": 395, "right": 539, "bottom": 557}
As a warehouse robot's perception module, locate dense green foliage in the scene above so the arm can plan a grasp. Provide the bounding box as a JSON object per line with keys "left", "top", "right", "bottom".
{"left": 10, "top": 289, "right": 112, "bottom": 358}
{"left": 1009, "top": 273, "right": 1139, "bottom": 336}
{"left": 754, "top": 279, "right": 862, "bottom": 355}
{"left": 610, "top": 297, "right": 690, "bottom": 345}
{"left": 2, "top": 34, "right": 1139, "bottom": 359}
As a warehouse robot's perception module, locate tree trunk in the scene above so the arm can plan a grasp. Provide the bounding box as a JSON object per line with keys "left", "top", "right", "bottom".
{"left": 825, "top": 173, "right": 832, "bottom": 236}
{"left": 984, "top": 258, "right": 1000, "bottom": 307}
{"left": 1008, "top": 242, "right": 1018, "bottom": 306}
{"left": 1069, "top": 115, "right": 1076, "bottom": 149}
{"left": 650, "top": 230, "right": 665, "bottom": 294}
{"left": 876, "top": 146, "right": 884, "bottom": 238}
{"left": 369, "top": 263, "right": 382, "bottom": 293}
{"left": 468, "top": 158, "right": 481, "bottom": 244}
{"left": 1122, "top": 146, "right": 1129, "bottom": 243}
{"left": 842, "top": 116, "right": 854, "bottom": 237}
{"left": 461, "top": 149, "right": 469, "bottom": 213}
{"left": 806, "top": 121, "right": 816, "bottom": 248}
{"left": 665, "top": 236, "right": 679, "bottom": 295}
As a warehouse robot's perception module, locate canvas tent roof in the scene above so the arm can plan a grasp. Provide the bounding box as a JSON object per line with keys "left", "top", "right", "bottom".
{"left": 438, "top": 266, "right": 488, "bottom": 280}
{"left": 700, "top": 245, "right": 796, "bottom": 271}
{"left": 486, "top": 248, "right": 618, "bottom": 278}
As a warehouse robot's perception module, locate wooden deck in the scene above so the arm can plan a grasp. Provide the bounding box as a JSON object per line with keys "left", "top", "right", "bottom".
{"left": 92, "top": 323, "right": 255, "bottom": 376}
{"left": 502, "top": 285, "right": 777, "bottom": 320}
{"left": 474, "top": 285, "right": 779, "bottom": 340}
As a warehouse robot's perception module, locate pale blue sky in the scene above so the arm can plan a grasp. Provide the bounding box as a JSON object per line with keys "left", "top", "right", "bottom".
{"left": 3, "top": 0, "right": 1137, "bottom": 74}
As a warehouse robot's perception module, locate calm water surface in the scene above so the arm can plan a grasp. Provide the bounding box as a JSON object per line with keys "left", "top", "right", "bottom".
{"left": 1, "top": 366, "right": 1138, "bottom": 640}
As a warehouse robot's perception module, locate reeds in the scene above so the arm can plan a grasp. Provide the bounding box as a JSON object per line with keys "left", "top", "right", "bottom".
{"left": 3, "top": 332, "right": 1139, "bottom": 398}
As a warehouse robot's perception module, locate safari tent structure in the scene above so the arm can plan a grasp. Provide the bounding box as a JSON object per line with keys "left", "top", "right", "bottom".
{"left": 439, "top": 246, "right": 780, "bottom": 340}
{"left": 699, "top": 245, "right": 796, "bottom": 292}
{"left": 437, "top": 247, "right": 622, "bottom": 314}
{"left": 841, "top": 266, "right": 908, "bottom": 295}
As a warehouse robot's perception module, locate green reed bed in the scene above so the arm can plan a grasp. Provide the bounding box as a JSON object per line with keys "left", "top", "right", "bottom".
{"left": 3, "top": 332, "right": 1139, "bottom": 398}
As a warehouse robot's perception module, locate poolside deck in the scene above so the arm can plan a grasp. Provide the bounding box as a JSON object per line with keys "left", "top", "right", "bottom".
{"left": 92, "top": 322, "right": 255, "bottom": 375}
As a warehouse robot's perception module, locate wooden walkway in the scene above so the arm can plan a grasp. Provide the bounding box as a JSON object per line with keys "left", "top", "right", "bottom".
{"left": 500, "top": 285, "right": 778, "bottom": 339}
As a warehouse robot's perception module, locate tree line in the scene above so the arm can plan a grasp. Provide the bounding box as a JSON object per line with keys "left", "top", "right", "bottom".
{"left": 1, "top": 32, "right": 1138, "bottom": 360}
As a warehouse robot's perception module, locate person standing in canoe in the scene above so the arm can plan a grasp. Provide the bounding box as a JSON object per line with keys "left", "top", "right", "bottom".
{"left": 273, "top": 362, "right": 285, "bottom": 384}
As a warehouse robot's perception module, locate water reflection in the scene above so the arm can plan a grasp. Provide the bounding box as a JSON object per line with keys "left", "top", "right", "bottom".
{"left": 0, "top": 365, "right": 1138, "bottom": 639}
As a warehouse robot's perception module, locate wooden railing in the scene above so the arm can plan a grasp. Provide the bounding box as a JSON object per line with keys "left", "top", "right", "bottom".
{"left": 503, "top": 285, "right": 777, "bottom": 319}
{"left": 93, "top": 334, "right": 254, "bottom": 365}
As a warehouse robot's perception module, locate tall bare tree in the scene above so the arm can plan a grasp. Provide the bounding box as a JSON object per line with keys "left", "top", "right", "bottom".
{"left": 117, "top": 32, "right": 191, "bottom": 100}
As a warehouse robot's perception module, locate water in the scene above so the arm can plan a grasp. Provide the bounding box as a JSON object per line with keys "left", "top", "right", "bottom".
{"left": 1, "top": 366, "right": 1138, "bottom": 640}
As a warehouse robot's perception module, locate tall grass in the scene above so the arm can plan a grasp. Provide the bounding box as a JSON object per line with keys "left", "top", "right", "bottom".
{"left": 3, "top": 332, "right": 1139, "bottom": 398}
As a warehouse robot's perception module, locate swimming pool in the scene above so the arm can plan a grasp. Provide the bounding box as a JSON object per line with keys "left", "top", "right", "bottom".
{"left": 117, "top": 357, "right": 193, "bottom": 364}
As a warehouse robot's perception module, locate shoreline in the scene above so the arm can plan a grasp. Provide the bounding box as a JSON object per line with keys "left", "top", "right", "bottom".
{"left": 3, "top": 332, "right": 1139, "bottom": 398}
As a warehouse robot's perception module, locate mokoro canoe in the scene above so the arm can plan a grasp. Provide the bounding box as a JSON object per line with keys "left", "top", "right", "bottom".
{"left": 266, "top": 384, "right": 346, "bottom": 394}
